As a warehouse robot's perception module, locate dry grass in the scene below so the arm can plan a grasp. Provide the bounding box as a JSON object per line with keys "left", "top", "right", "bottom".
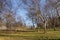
{"left": 0, "top": 30, "right": 60, "bottom": 40}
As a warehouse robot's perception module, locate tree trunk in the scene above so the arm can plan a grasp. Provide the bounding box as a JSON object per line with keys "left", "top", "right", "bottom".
{"left": 44, "top": 21, "right": 47, "bottom": 33}
{"left": 54, "top": 26, "right": 56, "bottom": 31}
{"left": 54, "top": 19, "right": 56, "bottom": 31}
{"left": 32, "top": 18, "right": 35, "bottom": 31}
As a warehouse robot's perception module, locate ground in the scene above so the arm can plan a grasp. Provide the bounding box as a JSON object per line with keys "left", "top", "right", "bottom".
{"left": 0, "top": 30, "right": 60, "bottom": 40}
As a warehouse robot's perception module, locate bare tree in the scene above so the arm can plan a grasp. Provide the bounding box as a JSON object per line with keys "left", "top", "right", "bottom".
{"left": 45, "top": 0, "right": 60, "bottom": 31}
{"left": 0, "top": 0, "right": 23, "bottom": 30}
{"left": 22, "top": 0, "right": 48, "bottom": 33}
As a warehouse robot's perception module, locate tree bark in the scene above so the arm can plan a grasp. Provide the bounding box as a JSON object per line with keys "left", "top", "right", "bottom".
{"left": 44, "top": 20, "right": 47, "bottom": 33}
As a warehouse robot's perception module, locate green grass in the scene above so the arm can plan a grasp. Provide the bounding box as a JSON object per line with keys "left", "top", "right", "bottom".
{"left": 0, "top": 30, "right": 60, "bottom": 40}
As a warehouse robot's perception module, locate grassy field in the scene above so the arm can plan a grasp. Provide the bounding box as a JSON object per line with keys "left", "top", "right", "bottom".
{"left": 0, "top": 30, "right": 60, "bottom": 40}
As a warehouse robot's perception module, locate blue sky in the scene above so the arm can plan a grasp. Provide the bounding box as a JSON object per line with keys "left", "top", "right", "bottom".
{"left": 18, "top": 0, "right": 45, "bottom": 26}
{"left": 11, "top": 0, "right": 46, "bottom": 26}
